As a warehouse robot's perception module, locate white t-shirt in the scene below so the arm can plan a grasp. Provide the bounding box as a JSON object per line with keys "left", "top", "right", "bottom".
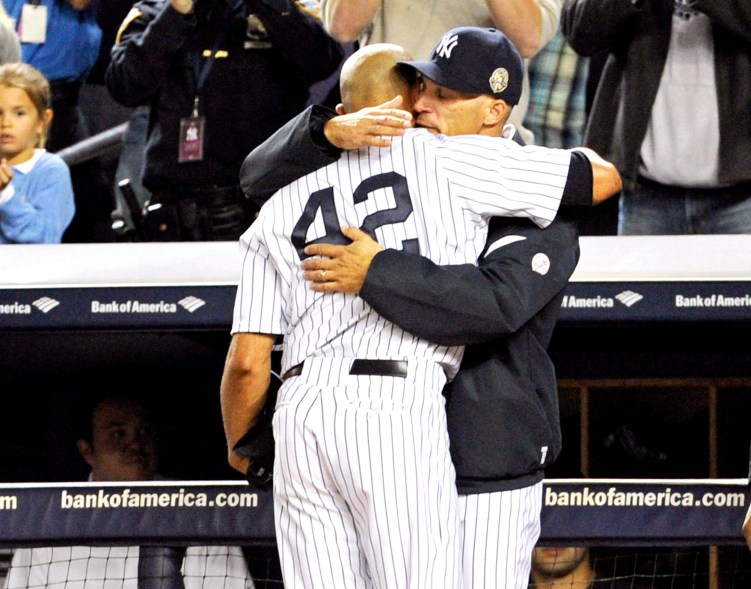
{"left": 639, "top": 8, "right": 720, "bottom": 187}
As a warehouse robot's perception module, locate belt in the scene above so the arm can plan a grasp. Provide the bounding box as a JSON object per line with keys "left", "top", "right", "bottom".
{"left": 283, "top": 359, "right": 408, "bottom": 381}
{"left": 636, "top": 176, "right": 751, "bottom": 197}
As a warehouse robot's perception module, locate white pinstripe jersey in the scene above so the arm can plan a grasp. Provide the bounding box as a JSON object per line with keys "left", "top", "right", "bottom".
{"left": 232, "top": 128, "right": 571, "bottom": 380}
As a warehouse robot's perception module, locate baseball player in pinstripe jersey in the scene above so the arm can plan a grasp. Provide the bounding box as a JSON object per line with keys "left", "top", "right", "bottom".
{"left": 238, "top": 30, "right": 622, "bottom": 589}
{"left": 222, "top": 30, "right": 619, "bottom": 589}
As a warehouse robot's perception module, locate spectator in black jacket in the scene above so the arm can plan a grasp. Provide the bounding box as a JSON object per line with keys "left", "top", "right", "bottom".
{"left": 562, "top": 0, "right": 751, "bottom": 235}
{"left": 106, "top": 0, "right": 344, "bottom": 241}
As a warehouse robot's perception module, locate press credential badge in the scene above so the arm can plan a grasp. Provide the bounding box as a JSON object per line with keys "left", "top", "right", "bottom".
{"left": 19, "top": 2, "right": 47, "bottom": 44}
{"left": 179, "top": 97, "right": 205, "bottom": 163}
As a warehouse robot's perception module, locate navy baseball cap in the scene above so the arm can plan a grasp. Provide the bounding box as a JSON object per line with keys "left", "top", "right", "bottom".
{"left": 398, "top": 26, "right": 524, "bottom": 105}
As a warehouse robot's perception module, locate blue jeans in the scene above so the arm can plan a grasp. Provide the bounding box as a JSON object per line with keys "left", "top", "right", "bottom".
{"left": 618, "top": 177, "right": 751, "bottom": 235}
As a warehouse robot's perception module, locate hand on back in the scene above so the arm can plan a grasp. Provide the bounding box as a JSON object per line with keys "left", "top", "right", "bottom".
{"left": 301, "top": 227, "right": 383, "bottom": 294}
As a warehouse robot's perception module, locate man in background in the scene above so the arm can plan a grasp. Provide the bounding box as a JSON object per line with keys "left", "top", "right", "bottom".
{"left": 529, "top": 545, "right": 652, "bottom": 589}
{"left": 562, "top": 0, "right": 751, "bottom": 235}
{"left": 320, "top": 0, "right": 564, "bottom": 145}
{"left": 5, "top": 391, "right": 255, "bottom": 589}
{"left": 105, "top": 0, "right": 344, "bottom": 241}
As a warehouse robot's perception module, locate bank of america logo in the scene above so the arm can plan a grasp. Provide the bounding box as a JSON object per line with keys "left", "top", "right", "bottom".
{"left": 33, "top": 297, "right": 60, "bottom": 313}
{"left": 615, "top": 290, "right": 643, "bottom": 307}
{"left": 178, "top": 296, "right": 206, "bottom": 312}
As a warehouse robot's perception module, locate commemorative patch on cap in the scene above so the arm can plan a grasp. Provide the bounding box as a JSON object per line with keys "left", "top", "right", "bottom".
{"left": 489, "top": 68, "right": 509, "bottom": 94}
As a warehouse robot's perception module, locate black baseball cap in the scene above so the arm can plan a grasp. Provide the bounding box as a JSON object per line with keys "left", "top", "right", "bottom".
{"left": 398, "top": 26, "right": 524, "bottom": 105}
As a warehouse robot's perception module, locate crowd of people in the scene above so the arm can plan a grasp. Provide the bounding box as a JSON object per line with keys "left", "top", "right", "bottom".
{"left": 0, "top": 0, "right": 747, "bottom": 243}
{"left": 0, "top": 0, "right": 345, "bottom": 244}
{"left": 1, "top": 0, "right": 750, "bottom": 588}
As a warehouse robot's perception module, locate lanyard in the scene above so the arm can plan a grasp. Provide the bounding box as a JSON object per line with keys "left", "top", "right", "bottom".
{"left": 191, "top": 0, "right": 244, "bottom": 115}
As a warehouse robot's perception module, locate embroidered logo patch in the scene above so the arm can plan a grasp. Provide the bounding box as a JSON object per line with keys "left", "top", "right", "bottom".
{"left": 489, "top": 68, "right": 509, "bottom": 94}
{"left": 531, "top": 252, "right": 550, "bottom": 275}
{"left": 435, "top": 32, "right": 459, "bottom": 59}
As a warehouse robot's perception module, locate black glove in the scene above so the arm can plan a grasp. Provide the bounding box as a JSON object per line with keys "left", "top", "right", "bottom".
{"left": 232, "top": 371, "right": 281, "bottom": 489}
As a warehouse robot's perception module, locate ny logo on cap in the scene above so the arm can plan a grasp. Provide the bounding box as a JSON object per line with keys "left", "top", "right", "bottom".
{"left": 435, "top": 32, "right": 459, "bottom": 59}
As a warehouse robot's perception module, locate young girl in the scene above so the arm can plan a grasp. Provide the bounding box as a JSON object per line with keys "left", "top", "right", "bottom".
{"left": 0, "top": 62, "right": 75, "bottom": 243}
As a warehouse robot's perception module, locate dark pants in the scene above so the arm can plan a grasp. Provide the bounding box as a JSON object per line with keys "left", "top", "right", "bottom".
{"left": 145, "top": 185, "right": 256, "bottom": 241}
{"left": 52, "top": 80, "right": 116, "bottom": 243}
{"left": 48, "top": 80, "right": 84, "bottom": 151}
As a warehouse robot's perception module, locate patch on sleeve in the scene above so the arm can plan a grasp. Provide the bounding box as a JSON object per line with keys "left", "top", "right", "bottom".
{"left": 531, "top": 252, "right": 550, "bottom": 275}
{"left": 115, "top": 7, "right": 144, "bottom": 45}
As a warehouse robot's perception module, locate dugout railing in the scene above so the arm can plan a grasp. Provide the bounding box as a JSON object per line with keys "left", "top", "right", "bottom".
{"left": 1, "top": 479, "right": 749, "bottom": 588}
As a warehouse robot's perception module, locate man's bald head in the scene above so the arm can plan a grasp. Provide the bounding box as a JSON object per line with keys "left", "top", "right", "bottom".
{"left": 338, "top": 43, "right": 415, "bottom": 114}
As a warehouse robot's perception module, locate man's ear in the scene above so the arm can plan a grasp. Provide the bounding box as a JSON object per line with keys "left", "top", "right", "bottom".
{"left": 77, "top": 439, "right": 95, "bottom": 469}
{"left": 484, "top": 99, "right": 510, "bottom": 127}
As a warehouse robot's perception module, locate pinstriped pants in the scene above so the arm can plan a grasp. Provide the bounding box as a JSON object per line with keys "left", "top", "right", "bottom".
{"left": 458, "top": 482, "right": 543, "bottom": 589}
{"left": 272, "top": 357, "right": 461, "bottom": 589}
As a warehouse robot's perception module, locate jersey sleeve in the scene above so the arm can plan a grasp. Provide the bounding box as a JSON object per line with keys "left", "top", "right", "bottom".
{"left": 359, "top": 212, "right": 580, "bottom": 346}
{"left": 434, "top": 134, "right": 572, "bottom": 228}
{"left": 231, "top": 226, "right": 287, "bottom": 336}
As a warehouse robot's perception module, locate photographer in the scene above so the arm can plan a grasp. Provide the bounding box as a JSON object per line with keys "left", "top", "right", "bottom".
{"left": 105, "top": 0, "right": 344, "bottom": 241}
